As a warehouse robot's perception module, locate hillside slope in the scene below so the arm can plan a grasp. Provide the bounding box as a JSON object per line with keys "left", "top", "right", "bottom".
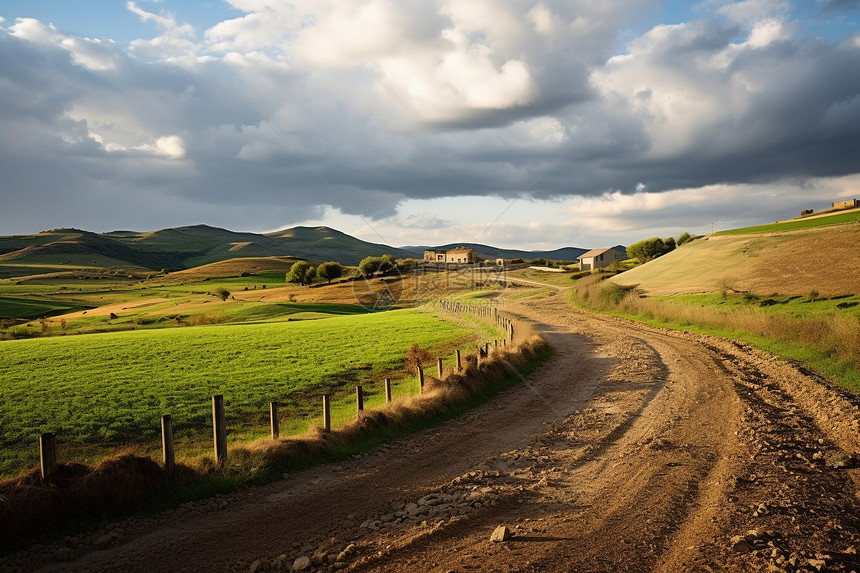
{"left": 0, "top": 226, "right": 415, "bottom": 273}
{"left": 0, "top": 229, "right": 191, "bottom": 270}
{"left": 262, "top": 226, "right": 415, "bottom": 265}
{"left": 611, "top": 223, "right": 860, "bottom": 296}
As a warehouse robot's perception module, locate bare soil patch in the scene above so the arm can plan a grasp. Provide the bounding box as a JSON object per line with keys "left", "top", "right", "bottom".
{"left": 49, "top": 298, "right": 169, "bottom": 320}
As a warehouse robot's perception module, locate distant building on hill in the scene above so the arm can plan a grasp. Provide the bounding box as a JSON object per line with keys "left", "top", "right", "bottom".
{"left": 423, "top": 247, "right": 478, "bottom": 264}
{"left": 577, "top": 247, "right": 626, "bottom": 271}
{"left": 832, "top": 199, "right": 859, "bottom": 210}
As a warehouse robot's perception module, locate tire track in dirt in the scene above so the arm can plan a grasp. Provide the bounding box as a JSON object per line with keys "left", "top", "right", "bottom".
{"left": 353, "top": 299, "right": 747, "bottom": 573}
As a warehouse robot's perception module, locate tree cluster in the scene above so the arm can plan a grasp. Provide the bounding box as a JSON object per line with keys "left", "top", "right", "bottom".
{"left": 285, "top": 261, "right": 316, "bottom": 286}
{"left": 627, "top": 232, "right": 696, "bottom": 263}
{"left": 316, "top": 261, "right": 344, "bottom": 284}
{"left": 358, "top": 254, "right": 396, "bottom": 277}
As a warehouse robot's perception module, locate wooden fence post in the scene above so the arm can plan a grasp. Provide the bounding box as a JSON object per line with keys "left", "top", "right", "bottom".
{"left": 456, "top": 349, "right": 461, "bottom": 372}
{"left": 39, "top": 432, "right": 57, "bottom": 482}
{"left": 212, "top": 395, "right": 227, "bottom": 466}
{"left": 161, "top": 415, "right": 175, "bottom": 475}
{"left": 356, "top": 385, "right": 364, "bottom": 414}
{"left": 418, "top": 364, "right": 425, "bottom": 392}
{"left": 384, "top": 378, "right": 392, "bottom": 403}
{"left": 437, "top": 357, "right": 444, "bottom": 378}
{"left": 322, "top": 394, "right": 331, "bottom": 431}
{"left": 270, "top": 402, "right": 280, "bottom": 440}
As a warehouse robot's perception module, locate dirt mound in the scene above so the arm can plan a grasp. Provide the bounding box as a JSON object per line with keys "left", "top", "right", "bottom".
{"left": 612, "top": 223, "right": 860, "bottom": 296}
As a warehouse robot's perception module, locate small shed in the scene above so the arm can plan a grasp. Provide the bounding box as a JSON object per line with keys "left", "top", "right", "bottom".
{"left": 577, "top": 247, "right": 626, "bottom": 271}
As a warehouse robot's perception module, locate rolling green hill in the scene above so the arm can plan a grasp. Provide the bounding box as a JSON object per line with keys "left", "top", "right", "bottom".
{"left": 0, "top": 229, "right": 191, "bottom": 272}
{"left": 0, "top": 225, "right": 416, "bottom": 276}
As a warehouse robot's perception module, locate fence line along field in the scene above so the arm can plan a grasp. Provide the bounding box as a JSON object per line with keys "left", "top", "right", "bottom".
{"left": 0, "top": 308, "right": 481, "bottom": 477}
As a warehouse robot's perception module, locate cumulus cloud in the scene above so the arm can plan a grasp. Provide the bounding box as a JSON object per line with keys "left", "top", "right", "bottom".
{"left": 126, "top": 1, "right": 199, "bottom": 63}
{"left": 9, "top": 18, "right": 120, "bottom": 70}
{"left": 0, "top": 1, "right": 859, "bottom": 245}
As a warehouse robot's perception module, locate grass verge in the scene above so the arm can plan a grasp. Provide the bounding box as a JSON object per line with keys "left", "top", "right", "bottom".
{"left": 569, "top": 275, "right": 860, "bottom": 391}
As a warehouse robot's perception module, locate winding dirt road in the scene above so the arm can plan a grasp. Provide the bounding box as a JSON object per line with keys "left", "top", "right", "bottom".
{"left": 4, "top": 289, "right": 860, "bottom": 573}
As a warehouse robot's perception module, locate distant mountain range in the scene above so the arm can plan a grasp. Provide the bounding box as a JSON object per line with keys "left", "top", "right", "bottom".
{"left": 0, "top": 225, "right": 609, "bottom": 271}
{"left": 400, "top": 243, "right": 593, "bottom": 261}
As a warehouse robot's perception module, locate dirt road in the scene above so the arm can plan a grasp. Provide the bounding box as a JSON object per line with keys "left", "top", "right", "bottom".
{"left": 4, "top": 290, "right": 860, "bottom": 572}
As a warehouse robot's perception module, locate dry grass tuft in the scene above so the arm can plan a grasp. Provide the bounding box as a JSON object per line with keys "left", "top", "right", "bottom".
{"left": 0, "top": 455, "right": 167, "bottom": 547}
{"left": 573, "top": 275, "right": 860, "bottom": 383}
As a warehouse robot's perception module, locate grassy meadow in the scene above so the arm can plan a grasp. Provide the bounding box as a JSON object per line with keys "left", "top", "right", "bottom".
{"left": 0, "top": 269, "right": 370, "bottom": 338}
{"left": 0, "top": 308, "right": 488, "bottom": 477}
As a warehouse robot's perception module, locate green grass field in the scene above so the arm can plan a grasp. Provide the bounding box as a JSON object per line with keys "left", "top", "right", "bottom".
{"left": 0, "top": 309, "right": 481, "bottom": 476}
{"left": 0, "top": 269, "right": 380, "bottom": 337}
{"left": 648, "top": 292, "right": 860, "bottom": 319}
{"left": 0, "top": 296, "right": 91, "bottom": 319}
{"left": 714, "top": 209, "right": 860, "bottom": 235}
{"left": 507, "top": 268, "right": 577, "bottom": 287}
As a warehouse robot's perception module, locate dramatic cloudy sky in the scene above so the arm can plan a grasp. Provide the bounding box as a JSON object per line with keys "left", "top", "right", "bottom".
{"left": 1, "top": 0, "right": 859, "bottom": 249}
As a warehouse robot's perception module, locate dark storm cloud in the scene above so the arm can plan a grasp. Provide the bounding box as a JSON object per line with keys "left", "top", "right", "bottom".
{"left": 1, "top": 1, "right": 859, "bottom": 237}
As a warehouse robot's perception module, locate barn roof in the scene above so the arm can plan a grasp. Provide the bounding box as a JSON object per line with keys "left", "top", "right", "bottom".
{"left": 577, "top": 247, "right": 619, "bottom": 260}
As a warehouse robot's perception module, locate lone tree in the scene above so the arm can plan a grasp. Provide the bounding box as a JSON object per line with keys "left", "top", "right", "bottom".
{"left": 379, "top": 254, "right": 396, "bottom": 274}
{"left": 214, "top": 287, "right": 230, "bottom": 301}
{"left": 286, "top": 261, "right": 316, "bottom": 286}
{"left": 316, "top": 261, "right": 344, "bottom": 284}
{"left": 358, "top": 256, "right": 382, "bottom": 277}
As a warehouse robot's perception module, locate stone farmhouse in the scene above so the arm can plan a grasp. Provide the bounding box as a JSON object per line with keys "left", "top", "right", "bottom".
{"left": 423, "top": 247, "right": 478, "bottom": 264}
{"left": 578, "top": 247, "right": 626, "bottom": 271}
